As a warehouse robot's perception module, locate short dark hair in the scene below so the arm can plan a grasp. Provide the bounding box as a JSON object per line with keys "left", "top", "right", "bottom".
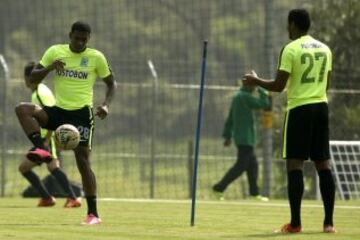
{"left": 71, "top": 21, "right": 91, "bottom": 34}
{"left": 24, "top": 62, "right": 36, "bottom": 76}
{"left": 288, "top": 9, "right": 311, "bottom": 32}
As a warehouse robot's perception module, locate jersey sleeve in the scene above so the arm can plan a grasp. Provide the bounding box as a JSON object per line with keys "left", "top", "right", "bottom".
{"left": 222, "top": 97, "right": 234, "bottom": 140}
{"left": 37, "top": 84, "right": 56, "bottom": 107}
{"left": 39, "top": 46, "right": 56, "bottom": 67}
{"left": 96, "top": 52, "right": 111, "bottom": 78}
{"left": 244, "top": 90, "right": 270, "bottom": 109}
{"left": 278, "top": 45, "right": 294, "bottom": 73}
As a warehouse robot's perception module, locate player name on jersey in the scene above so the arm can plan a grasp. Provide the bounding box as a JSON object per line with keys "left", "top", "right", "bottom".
{"left": 300, "top": 42, "right": 322, "bottom": 49}
{"left": 56, "top": 69, "right": 88, "bottom": 79}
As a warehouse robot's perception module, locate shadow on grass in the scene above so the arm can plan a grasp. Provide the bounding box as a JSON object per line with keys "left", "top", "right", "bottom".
{"left": 0, "top": 223, "right": 74, "bottom": 226}
{"left": 246, "top": 231, "right": 326, "bottom": 238}
{"left": 0, "top": 205, "right": 35, "bottom": 208}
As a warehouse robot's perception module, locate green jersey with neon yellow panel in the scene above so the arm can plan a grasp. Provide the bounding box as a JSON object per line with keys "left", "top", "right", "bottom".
{"left": 278, "top": 35, "right": 332, "bottom": 110}
{"left": 40, "top": 44, "right": 111, "bottom": 110}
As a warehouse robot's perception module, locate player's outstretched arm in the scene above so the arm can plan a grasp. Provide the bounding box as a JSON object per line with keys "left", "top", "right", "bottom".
{"left": 29, "top": 60, "right": 65, "bottom": 84}
{"left": 96, "top": 74, "right": 117, "bottom": 119}
{"left": 243, "top": 70, "right": 289, "bottom": 92}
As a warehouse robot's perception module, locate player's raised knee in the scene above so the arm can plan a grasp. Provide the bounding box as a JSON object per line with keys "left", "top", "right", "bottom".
{"left": 15, "top": 102, "right": 34, "bottom": 117}
{"left": 18, "top": 162, "right": 31, "bottom": 173}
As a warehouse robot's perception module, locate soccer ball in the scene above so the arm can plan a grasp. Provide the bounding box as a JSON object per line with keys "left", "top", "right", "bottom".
{"left": 55, "top": 124, "right": 80, "bottom": 150}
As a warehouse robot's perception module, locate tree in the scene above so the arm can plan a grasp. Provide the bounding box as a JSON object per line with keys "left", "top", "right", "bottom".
{"left": 311, "top": 0, "right": 360, "bottom": 140}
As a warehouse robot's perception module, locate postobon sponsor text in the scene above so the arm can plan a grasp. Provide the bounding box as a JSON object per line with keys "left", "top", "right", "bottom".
{"left": 56, "top": 69, "right": 88, "bottom": 79}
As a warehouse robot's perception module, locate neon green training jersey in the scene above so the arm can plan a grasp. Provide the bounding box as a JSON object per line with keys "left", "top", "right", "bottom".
{"left": 40, "top": 44, "right": 111, "bottom": 110}
{"left": 31, "top": 83, "right": 56, "bottom": 137}
{"left": 278, "top": 35, "right": 332, "bottom": 110}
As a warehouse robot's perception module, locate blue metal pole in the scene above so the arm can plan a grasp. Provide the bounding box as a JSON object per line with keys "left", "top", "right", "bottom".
{"left": 190, "top": 40, "right": 208, "bottom": 226}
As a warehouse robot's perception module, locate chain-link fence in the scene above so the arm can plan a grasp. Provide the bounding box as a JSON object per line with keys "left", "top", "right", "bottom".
{"left": 0, "top": 0, "right": 359, "bottom": 199}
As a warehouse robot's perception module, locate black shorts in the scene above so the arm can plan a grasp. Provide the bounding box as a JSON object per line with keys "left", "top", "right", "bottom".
{"left": 282, "top": 102, "right": 330, "bottom": 161}
{"left": 43, "top": 105, "right": 94, "bottom": 149}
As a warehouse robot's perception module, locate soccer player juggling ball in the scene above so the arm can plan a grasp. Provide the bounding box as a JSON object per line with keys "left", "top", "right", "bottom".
{"left": 242, "top": 9, "right": 336, "bottom": 233}
{"left": 15, "top": 21, "right": 116, "bottom": 225}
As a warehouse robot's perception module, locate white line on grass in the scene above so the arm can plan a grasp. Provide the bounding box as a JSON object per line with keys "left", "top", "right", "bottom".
{"left": 99, "top": 198, "right": 360, "bottom": 210}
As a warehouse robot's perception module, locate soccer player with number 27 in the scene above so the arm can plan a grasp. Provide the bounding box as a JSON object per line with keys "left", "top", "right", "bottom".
{"left": 242, "top": 9, "right": 336, "bottom": 234}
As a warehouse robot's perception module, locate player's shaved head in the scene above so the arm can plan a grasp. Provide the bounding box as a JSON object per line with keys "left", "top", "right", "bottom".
{"left": 288, "top": 9, "right": 311, "bottom": 32}
{"left": 71, "top": 21, "right": 91, "bottom": 34}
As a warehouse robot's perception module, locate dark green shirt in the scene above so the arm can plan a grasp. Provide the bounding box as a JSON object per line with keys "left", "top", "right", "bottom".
{"left": 222, "top": 87, "right": 270, "bottom": 147}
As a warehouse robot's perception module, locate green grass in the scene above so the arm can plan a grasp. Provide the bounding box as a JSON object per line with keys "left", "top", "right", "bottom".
{"left": 0, "top": 198, "right": 359, "bottom": 240}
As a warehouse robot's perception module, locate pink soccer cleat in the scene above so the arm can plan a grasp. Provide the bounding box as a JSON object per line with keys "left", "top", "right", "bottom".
{"left": 27, "top": 147, "right": 53, "bottom": 163}
{"left": 82, "top": 214, "right": 102, "bottom": 225}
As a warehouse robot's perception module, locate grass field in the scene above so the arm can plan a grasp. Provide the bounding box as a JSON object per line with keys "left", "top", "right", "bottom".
{"left": 0, "top": 198, "right": 359, "bottom": 240}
